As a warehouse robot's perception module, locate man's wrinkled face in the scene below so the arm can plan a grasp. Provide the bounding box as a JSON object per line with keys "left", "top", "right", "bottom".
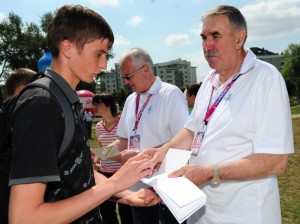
{"left": 200, "top": 14, "right": 241, "bottom": 73}
{"left": 120, "top": 58, "right": 147, "bottom": 93}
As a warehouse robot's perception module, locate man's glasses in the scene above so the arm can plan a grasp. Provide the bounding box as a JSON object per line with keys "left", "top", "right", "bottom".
{"left": 120, "top": 65, "right": 145, "bottom": 81}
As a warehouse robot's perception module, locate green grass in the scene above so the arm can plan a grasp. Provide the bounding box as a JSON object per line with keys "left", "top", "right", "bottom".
{"left": 279, "top": 118, "right": 300, "bottom": 224}
{"left": 89, "top": 117, "right": 300, "bottom": 224}
{"left": 291, "top": 105, "right": 300, "bottom": 115}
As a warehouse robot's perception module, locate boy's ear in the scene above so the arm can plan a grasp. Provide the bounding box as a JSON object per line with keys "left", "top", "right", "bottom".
{"left": 61, "top": 40, "right": 72, "bottom": 58}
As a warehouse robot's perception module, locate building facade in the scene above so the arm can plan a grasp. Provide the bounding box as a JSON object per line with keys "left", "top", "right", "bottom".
{"left": 250, "top": 47, "right": 282, "bottom": 71}
{"left": 154, "top": 58, "right": 197, "bottom": 89}
{"left": 97, "top": 58, "right": 197, "bottom": 93}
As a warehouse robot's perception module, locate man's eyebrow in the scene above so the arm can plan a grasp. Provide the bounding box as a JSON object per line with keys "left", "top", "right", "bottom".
{"left": 200, "top": 31, "right": 221, "bottom": 37}
{"left": 212, "top": 31, "right": 221, "bottom": 36}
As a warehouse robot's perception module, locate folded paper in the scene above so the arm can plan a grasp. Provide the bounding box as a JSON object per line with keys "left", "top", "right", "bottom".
{"left": 94, "top": 145, "right": 120, "bottom": 158}
{"left": 141, "top": 148, "right": 206, "bottom": 223}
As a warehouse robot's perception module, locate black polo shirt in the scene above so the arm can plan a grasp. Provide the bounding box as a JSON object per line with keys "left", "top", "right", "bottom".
{"left": 9, "top": 69, "right": 102, "bottom": 223}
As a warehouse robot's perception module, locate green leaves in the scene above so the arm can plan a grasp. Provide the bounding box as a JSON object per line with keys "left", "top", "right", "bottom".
{"left": 281, "top": 44, "right": 300, "bottom": 99}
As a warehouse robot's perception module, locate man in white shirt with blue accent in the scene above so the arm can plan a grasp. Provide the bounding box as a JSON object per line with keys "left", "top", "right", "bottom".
{"left": 110, "top": 48, "right": 189, "bottom": 224}
{"left": 142, "top": 5, "right": 294, "bottom": 224}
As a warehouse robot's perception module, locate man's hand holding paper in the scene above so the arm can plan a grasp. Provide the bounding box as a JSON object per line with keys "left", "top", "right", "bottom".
{"left": 141, "top": 148, "right": 207, "bottom": 223}
{"left": 169, "top": 164, "right": 213, "bottom": 186}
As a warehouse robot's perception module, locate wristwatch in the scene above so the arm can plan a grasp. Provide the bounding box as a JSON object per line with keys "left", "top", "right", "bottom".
{"left": 211, "top": 164, "right": 221, "bottom": 185}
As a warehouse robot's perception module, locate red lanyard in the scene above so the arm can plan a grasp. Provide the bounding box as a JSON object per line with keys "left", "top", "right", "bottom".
{"left": 134, "top": 93, "right": 152, "bottom": 131}
{"left": 204, "top": 72, "right": 242, "bottom": 124}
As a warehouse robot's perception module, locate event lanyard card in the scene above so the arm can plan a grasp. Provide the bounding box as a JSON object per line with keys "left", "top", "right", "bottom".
{"left": 191, "top": 122, "right": 207, "bottom": 156}
{"left": 129, "top": 134, "right": 141, "bottom": 151}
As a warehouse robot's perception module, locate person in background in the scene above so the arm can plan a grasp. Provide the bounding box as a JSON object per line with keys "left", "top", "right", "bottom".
{"left": 8, "top": 5, "right": 159, "bottom": 224}
{"left": 0, "top": 68, "right": 37, "bottom": 224}
{"left": 84, "top": 108, "right": 93, "bottom": 139}
{"left": 92, "top": 93, "right": 133, "bottom": 224}
{"left": 185, "top": 83, "right": 201, "bottom": 114}
{"left": 108, "top": 48, "right": 189, "bottom": 224}
{"left": 142, "top": 5, "right": 294, "bottom": 224}
{"left": 4, "top": 68, "right": 37, "bottom": 100}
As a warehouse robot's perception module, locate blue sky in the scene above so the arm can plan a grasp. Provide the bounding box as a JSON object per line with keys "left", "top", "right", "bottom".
{"left": 1, "top": 0, "right": 300, "bottom": 82}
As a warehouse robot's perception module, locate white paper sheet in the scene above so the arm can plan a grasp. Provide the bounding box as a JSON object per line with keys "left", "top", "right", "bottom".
{"left": 141, "top": 148, "right": 206, "bottom": 223}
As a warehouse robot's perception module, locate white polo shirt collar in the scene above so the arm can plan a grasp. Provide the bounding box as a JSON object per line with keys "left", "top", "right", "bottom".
{"left": 208, "top": 49, "right": 256, "bottom": 88}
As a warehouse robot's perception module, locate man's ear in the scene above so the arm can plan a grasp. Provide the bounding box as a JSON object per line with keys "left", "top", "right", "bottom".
{"left": 236, "top": 29, "right": 246, "bottom": 49}
{"left": 61, "top": 40, "right": 73, "bottom": 58}
{"left": 143, "top": 64, "right": 150, "bottom": 73}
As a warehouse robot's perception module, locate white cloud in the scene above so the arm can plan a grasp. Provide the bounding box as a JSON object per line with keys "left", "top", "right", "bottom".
{"left": 165, "top": 34, "right": 190, "bottom": 46}
{"left": 85, "top": 0, "right": 119, "bottom": 6}
{"left": 183, "top": 52, "right": 210, "bottom": 82}
{"left": 126, "top": 16, "right": 143, "bottom": 26}
{"left": 0, "top": 12, "right": 6, "bottom": 22}
{"left": 241, "top": 0, "right": 300, "bottom": 40}
{"left": 113, "top": 36, "right": 130, "bottom": 47}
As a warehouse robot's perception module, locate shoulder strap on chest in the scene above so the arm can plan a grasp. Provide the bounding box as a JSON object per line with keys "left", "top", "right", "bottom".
{"left": 22, "top": 77, "right": 75, "bottom": 159}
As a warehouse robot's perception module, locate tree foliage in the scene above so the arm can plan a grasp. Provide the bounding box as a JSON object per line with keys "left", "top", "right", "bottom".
{"left": 76, "top": 81, "right": 97, "bottom": 93}
{"left": 0, "top": 12, "right": 45, "bottom": 79}
{"left": 40, "top": 11, "right": 55, "bottom": 33}
{"left": 281, "top": 44, "right": 300, "bottom": 98}
{"left": 112, "top": 88, "right": 131, "bottom": 109}
{"left": 0, "top": 9, "right": 115, "bottom": 95}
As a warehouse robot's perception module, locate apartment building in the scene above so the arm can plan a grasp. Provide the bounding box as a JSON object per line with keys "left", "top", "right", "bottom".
{"left": 97, "top": 58, "right": 197, "bottom": 93}
{"left": 250, "top": 47, "right": 282, "bottom": 71}
{"left": 154, "top": 58, "right": 197, "bottom": 88}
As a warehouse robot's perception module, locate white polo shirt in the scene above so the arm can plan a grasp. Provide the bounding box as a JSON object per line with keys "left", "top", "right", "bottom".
{"left": 185, "top": 49, "right": 294, "bottom": 224}
{"left": 117, "top": 76, "right": 189, "bottom": 149}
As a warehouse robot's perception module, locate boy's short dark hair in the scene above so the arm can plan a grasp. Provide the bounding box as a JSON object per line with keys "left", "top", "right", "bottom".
{"left": 5, "top": 68, "right": 36, "bottom": 97}
{"left": 92, "top": 93, "right": 118, "bottom": 117}
{"left": 47, "top": 5, "right": 114, "bottom": 57}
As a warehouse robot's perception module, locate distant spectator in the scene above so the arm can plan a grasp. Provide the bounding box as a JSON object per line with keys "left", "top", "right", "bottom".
{"left": 4, "top": 68, "right": 36, "bottom": 99}
{"left": 92, "top": 93, "right": 133, "bottom": 224}
{"left": 185, "top": 83, "right": 201, "bottom": 114}
{"left": 83, "top": 108, "right": 93, "bottom": 139}
{"left": 0, "top": 67, "right": 36, "bottom": 224}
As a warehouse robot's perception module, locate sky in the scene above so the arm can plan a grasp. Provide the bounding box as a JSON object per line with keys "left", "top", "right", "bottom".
{"left": 1, "top": 0, "right": 300, "bottom": 82}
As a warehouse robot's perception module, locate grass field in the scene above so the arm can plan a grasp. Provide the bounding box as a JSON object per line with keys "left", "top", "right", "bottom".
{"left": 90, "top": 118, "right": 300, "bottom": 224}
{"left": 291, "top": 105, "right": 300, "bottom": 115}
{"left": 279, "top": 118, "right": 300, "bottom": 224}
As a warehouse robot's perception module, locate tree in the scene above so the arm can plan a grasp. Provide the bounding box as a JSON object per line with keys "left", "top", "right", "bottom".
{"left": 113, "top": 88, "right": 130, "bottom": 109}
{"left": 76, "top": 81, "right": 97, "bottom": 93}
{"left": 0, "top": 12, "right": 45, "bottom": 80}
{"left": 40, "top": 11, "right": 55, "bottom": 34}
{"left": 281, "top": 44, "right": 300, "bottom": 98}
{"left": 0, "top": 10, "right": 115, "bottom": 92}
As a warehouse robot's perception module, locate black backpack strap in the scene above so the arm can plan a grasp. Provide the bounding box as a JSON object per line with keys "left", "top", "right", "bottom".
{"left": 24, "top": 77, "right": 75, "bottom": 159}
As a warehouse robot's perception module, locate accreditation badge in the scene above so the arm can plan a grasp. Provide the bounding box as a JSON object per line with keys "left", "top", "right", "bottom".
{"left": 191, "top": 121, "right": 207, "bottom": 156}
{"left": 191, "top": 132, "right": 204, "bottom": 156}
{"left": 129, "top": 134, "right": 141, "bottom": 152}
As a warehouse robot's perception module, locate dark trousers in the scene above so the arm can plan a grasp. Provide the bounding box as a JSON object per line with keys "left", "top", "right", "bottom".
{"left": 132, "top": 205, "right": 159, "bottom": 224}
{"left": 100, "top": 200, "right": 133, "bottom": 224}
{"left": 85, "top": 121, "right": 92, "bottom": 139}
{"left": 159, "top": 203, "right": 187, "bottom": 224}
{"left": 100, "top": 172, "right": 133, "bottom": 224}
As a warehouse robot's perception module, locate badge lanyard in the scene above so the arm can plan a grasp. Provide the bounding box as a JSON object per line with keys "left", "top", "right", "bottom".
{"left": 134, "top": 93, "right": 152, "bottom": 134}
{"left": 191, "top": 71, "right": 242, "bottom": 156}
{"left": 128, "top": 93, "right": 152, "bottom": 150}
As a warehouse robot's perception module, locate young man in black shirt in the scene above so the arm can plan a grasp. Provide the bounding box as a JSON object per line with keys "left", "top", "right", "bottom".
{"left": 8, "top": 5, "right": 159, "bottom": 224}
